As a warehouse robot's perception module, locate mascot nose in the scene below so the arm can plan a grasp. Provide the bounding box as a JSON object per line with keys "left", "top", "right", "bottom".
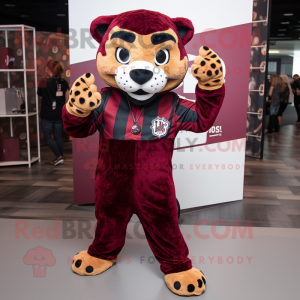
{"left": 129, "top": 69, "right": 153, "bottom": 85}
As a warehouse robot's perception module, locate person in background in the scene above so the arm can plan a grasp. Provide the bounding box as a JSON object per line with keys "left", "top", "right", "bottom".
{"left": 291, "top": 74, "right": 300, "bottom": 124}
{"left": 266, "top": 74, "right": 273, "bottom": 96}
{"left": 265, "top": 75, "right": 274, "bottom": 115}
{"left": 278, "top": 74, "right": 291, "bottom": 126}
{"left": 267, "top": 75, "right": 282, "bottom": 133}
{"left": 38, "top": 60, "right": 70, "bottom": 165}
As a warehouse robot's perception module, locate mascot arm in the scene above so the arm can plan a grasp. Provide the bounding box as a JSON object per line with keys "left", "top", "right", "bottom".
{"left": 175, "top": 84, "right": 225, "bottom": 133}
{"left": 174, "top": 46, "right": 225, "bottom": 133}
{"left": 63, "top": 73, "right": 104, "bottom": 138}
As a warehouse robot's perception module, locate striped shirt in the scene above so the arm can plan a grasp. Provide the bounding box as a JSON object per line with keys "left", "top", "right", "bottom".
{"left": 63, "top": 85, "right": 225, "bottom": 141}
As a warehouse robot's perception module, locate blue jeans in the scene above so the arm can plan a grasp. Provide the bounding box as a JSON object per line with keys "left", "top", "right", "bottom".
{"left": 41, "top": 119, "right": 63, "bottom": 159}
{"left": 270, "top": 104, "right": 279, "bottom": 116}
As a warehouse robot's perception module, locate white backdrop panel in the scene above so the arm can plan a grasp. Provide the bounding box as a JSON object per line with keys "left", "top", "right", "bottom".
{"left": 68, "top": 1, "right": 250, "bottom": 208}
{"left": 69, "top": 0, "right": 253, "bottom": 64}
{"left": 172, "top": 138, "right": 246, "bottom": 209}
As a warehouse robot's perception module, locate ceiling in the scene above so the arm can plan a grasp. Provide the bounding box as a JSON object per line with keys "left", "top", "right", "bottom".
{"left": 270, "top": 0, "right": 300, "bottom": 41}
{"left": 0, "top": 0, "right": 299, "bottom": 39}
{"left": 268, "top": 40, "right": 300, "bottom": 59}
{"left": 269, "top": 40, "right": 300, "bottom": 51}
{"left": 0, "top": 1, "right": 69, "bottom": 34}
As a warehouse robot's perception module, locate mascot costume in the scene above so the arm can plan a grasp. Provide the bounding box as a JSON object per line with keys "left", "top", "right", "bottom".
{"left": 63, "top": 9, "right": 225, "bottom": 296}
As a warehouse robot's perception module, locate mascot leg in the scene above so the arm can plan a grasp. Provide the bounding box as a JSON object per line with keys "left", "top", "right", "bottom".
{"left": 72, "top": 195, "right": 133, "bottom": 276}
{"left": 135, "top": 172, "right": 206, "bottom": 296}
{"left": 72, "top": 143, "right": 135, "bottom": 276}
{"left": 72, "top": 196, "right": 132, "bottom": 276}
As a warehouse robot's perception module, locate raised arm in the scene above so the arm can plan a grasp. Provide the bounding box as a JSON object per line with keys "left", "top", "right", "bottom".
{"left": 62, "top": 73, "right": 102, "bottom": 138}
{"left": 175, "top": 46, "right": 225, "bottom": 133}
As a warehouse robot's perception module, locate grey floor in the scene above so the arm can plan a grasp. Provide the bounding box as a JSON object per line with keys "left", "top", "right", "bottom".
{"left": 0, "top": 218, "right": 299, "bottom": 300}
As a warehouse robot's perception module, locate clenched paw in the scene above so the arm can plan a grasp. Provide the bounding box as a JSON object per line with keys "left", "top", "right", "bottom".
{"left": 165, "top": 267, "right": 206, "bottom": 296}
{"left": 191, "top": 46, "right": 224, "bottom": 90}
{"left": 67, "top": 73, "right": 102, "bottom": 117}
{"left": 72, "top": 250, "right": 117, "bottom": 276}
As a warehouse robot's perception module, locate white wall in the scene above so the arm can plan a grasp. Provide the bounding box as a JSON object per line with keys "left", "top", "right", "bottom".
{"left": 69, "top": 0, "right": 253, "bottom": 64}
{"left": 173, "top": 138, "right": 245, "bottom": 209}
{"left": 293, "top": 52, "right": 300, "bottom": 76}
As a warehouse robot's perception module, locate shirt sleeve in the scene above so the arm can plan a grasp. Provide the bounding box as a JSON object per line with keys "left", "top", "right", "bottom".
{"left": 174, "top": 84, "right": 225, "bottom": 134}
{"left": 62, "top": 88, "right": 109, "bottom": 138}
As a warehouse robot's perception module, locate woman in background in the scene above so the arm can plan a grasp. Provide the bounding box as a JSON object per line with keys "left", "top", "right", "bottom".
{"left": 38, "top": 60, "right": 70, "bottom": 165}
{"left": 267, "top": 75, "right": 282, "bottom": 133}
{"left": 291, "top": 74, "right": 300, "bottom": 124}
{"left": 278, "top": 75, "right": 291, "bottom": 126}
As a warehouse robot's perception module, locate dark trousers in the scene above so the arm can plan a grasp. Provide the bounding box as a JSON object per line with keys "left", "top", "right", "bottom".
{"left": 268, "top": 115, "right": 280, "bottom": 132}
{"left": 87, "top": 137, "right": 192, "bottom": 275}
{"left": 294, "top": 96, "right": 300, "bottom": 122}
{"left": 41, "top": 119, "right": 63, "bottom": 159}
{"left": 268, "top": 104, "right": 280, "bottom": 133}
{"left": 278, "top": 102, "right": 288, "bottom": 117}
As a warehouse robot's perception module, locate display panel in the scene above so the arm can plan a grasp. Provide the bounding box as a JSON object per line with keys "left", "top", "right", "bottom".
{"left": 246, "top": 0, "right": 270, "bottom": 158}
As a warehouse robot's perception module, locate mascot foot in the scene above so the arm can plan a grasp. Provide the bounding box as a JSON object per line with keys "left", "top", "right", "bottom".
{"left": 165, "top": 267, "right": 206, "bottom": 296}
{"left": 72, "top": 250, "right": 117, "bottom": 276}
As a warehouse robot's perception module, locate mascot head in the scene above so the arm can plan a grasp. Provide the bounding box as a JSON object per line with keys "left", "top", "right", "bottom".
{"left": 90, "top": 9, "right": 194, "bottom": 104}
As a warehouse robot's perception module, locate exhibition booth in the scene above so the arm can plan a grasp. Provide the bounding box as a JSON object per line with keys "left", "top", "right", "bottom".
{"left": 0, "top": 25, "right": 71, "bottom": 167}
{"left": 0, "top": 1, "right": 269, "bottom": 202}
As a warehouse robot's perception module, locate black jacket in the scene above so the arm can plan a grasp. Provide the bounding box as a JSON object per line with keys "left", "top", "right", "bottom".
{"left": 38, "top": 77, "right": 69, "bottom": 121}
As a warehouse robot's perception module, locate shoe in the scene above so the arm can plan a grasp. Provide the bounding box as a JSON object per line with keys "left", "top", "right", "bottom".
{"left": 50, "top": 156, "right": 64, "bottom": 166}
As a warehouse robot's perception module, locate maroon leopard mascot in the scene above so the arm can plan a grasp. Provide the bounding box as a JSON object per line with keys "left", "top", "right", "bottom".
{"left": 63, "top": 9, "right": 225, "bottom": 296}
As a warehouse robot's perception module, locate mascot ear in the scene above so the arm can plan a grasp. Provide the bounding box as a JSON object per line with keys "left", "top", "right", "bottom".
{"left": 90, "top": 15, "right": 117, "bottom": 44}
{"left": 171, "top": 17, "right": 194, "bottom": 45}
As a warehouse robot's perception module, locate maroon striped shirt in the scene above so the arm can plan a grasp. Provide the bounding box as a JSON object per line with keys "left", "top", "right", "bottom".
{"left": 63, "top": 85, "right": 225, "bottom": 140}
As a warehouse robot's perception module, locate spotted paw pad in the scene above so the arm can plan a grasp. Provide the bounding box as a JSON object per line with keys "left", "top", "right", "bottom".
{"left": 165, "top": 267, "right": 206, "bottom": 296}
{"left": 68, "top": 73, "right": 101, "bottom": 115}
{"left": 72, "top": 250, "right": 117, "bottom": 276}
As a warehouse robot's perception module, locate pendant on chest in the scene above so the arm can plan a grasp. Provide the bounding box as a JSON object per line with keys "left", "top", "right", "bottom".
{"left": 131, "top": 124, "right": 141, "bottom": 135}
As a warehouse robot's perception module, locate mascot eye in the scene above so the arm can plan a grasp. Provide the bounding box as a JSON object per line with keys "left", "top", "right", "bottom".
{"left": 115, "top": 47, "right": 130, "bottom": 64}
{"left": 154, "top": 49, "right": 170, "bottom": 66}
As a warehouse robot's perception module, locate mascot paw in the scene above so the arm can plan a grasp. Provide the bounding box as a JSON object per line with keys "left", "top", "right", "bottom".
{"left": 165, "top": 267, "right": 206, "bottom": 296}
{"left": 72, "top": 250, "right": 117, "bottom": 276}
{"left": 67, "top": 73, "right": 102, "bottom": 118}
{"left": 191, "top": 46, "right": 224, "bottom": 91}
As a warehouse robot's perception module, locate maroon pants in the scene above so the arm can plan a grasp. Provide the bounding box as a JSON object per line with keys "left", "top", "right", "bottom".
{"left": 88, "top": 137, "right": 192, "bottom": 275}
